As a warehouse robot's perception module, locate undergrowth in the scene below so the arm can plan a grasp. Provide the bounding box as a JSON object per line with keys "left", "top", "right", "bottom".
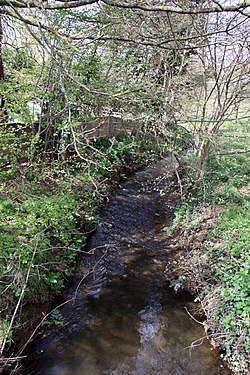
{"left": 0, "top": 135, "right": 158, "bottom": 359}
{"left": 165, "top": 120, "right": 250, "bottom": 374}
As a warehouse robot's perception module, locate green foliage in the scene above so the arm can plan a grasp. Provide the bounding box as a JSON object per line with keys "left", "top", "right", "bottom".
{"left": 4, "top": 47, "right": 35, "bottom": 71}
{"left": 212, "top": 202, "right": 250, "bottom": 321}
{"left": 206, "top": 120, "right": 250, "bottom": 201}
{"left": 207, "top": 154, "right": 250, "bottom": 200}
{"left": 163, "top": 204, "right": 189, "bottom": 234}
{"left": 73, "top": 54, "right": 101, "bottom": 85}
{"left": 0, "top": 123, "right": 34, "bottom": 174}
{"left": 160, "top": 122, "right": 194, "bottom": 153}
{"left": 93, "top": 136, "right": 151, "bottom": 176}
{"left": 167, "top": 120, "right": 250, "bottom": 373}
{"left": 1, "top": 47, "right": 42, "bottom": 119}
{"left": 42, "top": 309, "right": 64, "bottom": 328}
{"left": 107, "top": 136, "right": 140, "bottom": 165}
{"left": 0, "top": 318, "right": 13, "bottom": 347}
{"left": 0, "top": 132, "right": 160, "bottom": 353}
{"left": 0, "top": 189, "right": 87, "bottom": 310}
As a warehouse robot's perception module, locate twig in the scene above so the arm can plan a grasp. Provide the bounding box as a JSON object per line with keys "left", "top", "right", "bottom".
{"left": 0, "top": 244, "right": 37, "bottom": 355}
{"left": 74, "top": 244, "right": 115, "bottom": 299}
{"left": 184, "top": 306, "right": 204, "bottom": 325}
{"left": 16, "top": 299, "right": 74, "bottom": 358}
{"left": 215, "top": 149, "right": 250, "bottom": 156}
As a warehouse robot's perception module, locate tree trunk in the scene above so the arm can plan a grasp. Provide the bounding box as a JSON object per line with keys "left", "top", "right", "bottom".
{"left": 0, "top": 16, "right": 4, "bottom": 81}
{"left": 197, "top": 139, "right": 211, "bottom": 180}
{"left": 0, "top": 15, "right": 7, "bottom": 124}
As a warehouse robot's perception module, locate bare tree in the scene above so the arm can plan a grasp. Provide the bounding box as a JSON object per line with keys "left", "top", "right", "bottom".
{"left": 173, "top": 9, "right": 250, "bottom": 179}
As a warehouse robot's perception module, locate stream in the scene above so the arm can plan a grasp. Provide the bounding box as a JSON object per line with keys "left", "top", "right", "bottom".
{"left": 25, "top": 159, "right": 231, "bottom": 375}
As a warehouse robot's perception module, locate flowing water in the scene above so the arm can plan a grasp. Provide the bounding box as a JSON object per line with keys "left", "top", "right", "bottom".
{"left": 26, "top": 159, "right": 231, "bottom": 375}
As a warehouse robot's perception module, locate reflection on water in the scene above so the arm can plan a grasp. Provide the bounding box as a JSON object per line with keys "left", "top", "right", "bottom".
{"left": 29, "top": 160, "right": 231, "bottom": 375}
{"left": 33, "top": 260, "right": 230, "bottom": 375}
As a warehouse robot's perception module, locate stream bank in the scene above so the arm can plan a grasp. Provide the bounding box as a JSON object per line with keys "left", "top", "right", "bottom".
{"left": 0, "top": 136, "right": 162, "bottom": 374}
{"left": 23, "top": 158, "right": 231, "bottom": 375}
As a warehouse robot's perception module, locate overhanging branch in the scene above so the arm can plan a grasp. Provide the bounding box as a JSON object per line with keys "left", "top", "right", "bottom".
{"left": 0, "top": 1, "right": 99, "bottom": 9}
{"left": 101, "top": 0, "right": 250, "bottom": 16}
{"left": 0, "top": 0, "right": 249, "bottom": 15}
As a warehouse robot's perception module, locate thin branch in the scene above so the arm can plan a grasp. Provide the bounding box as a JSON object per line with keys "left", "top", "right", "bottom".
{"left": 214, "top": 149, "right": 250, "bottom": 156}
{"left": 101, "top": 0, "right": 250, "bottom": 16}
